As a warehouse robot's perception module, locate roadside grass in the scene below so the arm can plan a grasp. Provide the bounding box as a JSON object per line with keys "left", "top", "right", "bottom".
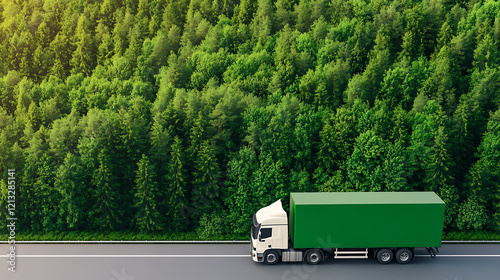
{"left": 0, "top": 231, "right": 248, "bottom": 241}
{"left": 1, "top": 231, "right": 499, "bottom": 242}
{"left": 442, "top": 231, "right": 500, "bottom": 241}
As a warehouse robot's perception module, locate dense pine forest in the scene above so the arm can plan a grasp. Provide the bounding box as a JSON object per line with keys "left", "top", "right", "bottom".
{"left": 0, "top": 0, "right": 499, "bottom": 239}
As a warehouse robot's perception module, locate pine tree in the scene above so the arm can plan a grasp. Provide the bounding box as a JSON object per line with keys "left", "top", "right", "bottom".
{"left": 18, "top": 152, "right": 39, "bottom": 231}
{"left": 133, "top": 154, "right": 163, "bottom": 231}
{"left": 473, "top": 33, "right": 499, "bottom": 72}
{"left": 316, "top": 105, "right": 360, "bottom": 175}
{"left": 188, "top": 111, "right": 207, "bottom": 174}
{"left": 321, "top": 60, "right": 350, "bottom": 109}
{"left": 36, "top": 153, "right": 60, "bottom": 232}
{"left": 346, "top": 130, "right": 388, "bottom": 192}
{"left": 96, "top": 22, "right": 114, "bottom": 66}
{"left": 191, "top": 141, "right": 220, "bottom": 223}
{"left": 55, "top": 152, "right": 88, "bottom": 230}
{"left": 294, "top": 0, "right": 312, "bottom": 33}
{"left": 113, "top": 11, "right": 134, "bottom": 56}
{"left": 236, "top": 0, "right": 256, "bottom": 25}
{"left": 465, "top": 110, "right": 500, "bottom": 230}
{"left": 383, "top": 141, "right": 413, "bottom": 191}
{"left": 250, "top": 0, "right": 275, "bottom": 43}
{"left": 0, "top": 179, "right": 9, "bottom": 229}
{"left": 91, "top": 148, "right": 123, "bottom": 230}
{"left": 165, "top": 137, "right": 189, "bottom": 231}
{"left": 425, "top": 126, "right": 458, "bottom": 228}
{"left": 436, "top": 19, "right": 453, "bottom": 53}
{"left": 409, "top": 99, "right": 440, "bottom": 190}
{"left": 70, "top": 14, "right": 97, "bottom": 76}
{"left": 275, "top": 0, "right": 293, "bottom": 29}
{"left": 225, "top": 146, "right": 259, "bottom": 235}
{"left": 149, "top": 116, "right": 171, "bottom": 174}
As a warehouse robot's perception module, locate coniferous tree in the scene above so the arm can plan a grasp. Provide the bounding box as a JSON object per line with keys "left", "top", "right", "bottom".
{"left": 0, "top": 180, "right": 8, "bottom": 229}
{"left": 70, "top": 15, "right": 97, "bottom": 76}
{"left": 91, "top": 148, "right": 123, "bottom": 230}
{"left": 425, "top": 126, "right": 458, "bottom": 228}
{"left": 250, "top": 0, "right": 275, "bottom": 43}
{"left": 2, "top": 0, "right": 500, "bottom": 236}
{"left": 55, "top": 152, "right": 87, "bottom": 230}
{"left": 347, "top": 130, "right": 388, "bottom": 192}
{"left": 383, "top": 141, "right": 414, "bottom": 192}
{"left": 191, "top": 141, "right": 220, "bottom": 224}
{"left": 294, "top": 0, "right": 312, "bottom": 33}
{"left": 133, "top": 154, "right": 163, "bottom": 231}
{"left": 36, "top": 152, "right": 60, "bottom": 232}
{"left": 275, "top": 0, "right": 293, "bottom": 29}
{"left": 236, "top": 0, "right": 256, "bottom": 25}
{"left": 96, "top": 22, "right": 114, "bottom": 66}
{"left": 225, "top": 146, "right": 259, "bottom": 235}
{"left": 166, "top": 136, "right": 189, "bottom": 231}
{"left": 18, "top": 152, "right": 39, "bottom": 230}
{"left": 464, "top": 110, "right": 500, "bottom": 230}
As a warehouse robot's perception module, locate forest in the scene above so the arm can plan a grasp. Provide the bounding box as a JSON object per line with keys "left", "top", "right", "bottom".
{"left": 0, "top": 0, "right": 499, "bottom": 239}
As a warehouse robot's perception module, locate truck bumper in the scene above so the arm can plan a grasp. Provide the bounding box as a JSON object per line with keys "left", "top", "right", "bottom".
{"left": 251, "top": 240, "right": 263, "bottom": 262}
{"left": 252, "top": 252, "right": 263, "bottom": 262}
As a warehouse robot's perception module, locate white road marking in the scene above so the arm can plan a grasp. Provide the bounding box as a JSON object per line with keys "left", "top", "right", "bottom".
{"left": 1, "top": 240, "right": 499, "bottom": 244}
{"left": 4, "top": 254, "right": 250, "bottom": 258}
{"left": 2, "top": 254, "right": 500, "bottom": 258}
{"left": 416, "top": 255, "right": 500, "bottom": 257}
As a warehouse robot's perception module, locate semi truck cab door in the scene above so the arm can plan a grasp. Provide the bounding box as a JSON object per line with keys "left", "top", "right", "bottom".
{"left": 271, "top": 227, "right": 282, "bottom": 248}
{"left": 259, "top": 227, "right": 273, "bottom": 249}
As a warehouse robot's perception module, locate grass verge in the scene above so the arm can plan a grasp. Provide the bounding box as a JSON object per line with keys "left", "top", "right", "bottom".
{"left": 0, "top": 231, "right": 248, "bottom": 241}
{"left": 1, "top": 231, "right": 499, "bottom": 242}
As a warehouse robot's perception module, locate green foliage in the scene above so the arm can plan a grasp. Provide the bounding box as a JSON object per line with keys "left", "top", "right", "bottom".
{"left": 347, "top": 130, "right": 388, "bottom": 192}
{"left": 225, "top": 147, "right": 260, "bottom": 235}
{"left": 90, "top": 148, "right": 123, "bottom": 230}
{"left": 165, "top": 136, "right": 189, "bottom": 231}
{"left": 456, "top": 196, "right": 488, "bottom": 231}
{"left": 1, "top": 0, "right": 500, "bottom": 238}
{"left": 191, "top": 141, "right": 221, "bottom": 223}
{"left": 0, "top": 180, "right": 7, "bottom": 229}
{"left": 55, "top": 152, "right": 88, "bottom": 230}
{"left": 133, "top": 154, "right": 163, "bottom": 232}
{"left": 197, "top": 211, "right": 230, "bottom": 239}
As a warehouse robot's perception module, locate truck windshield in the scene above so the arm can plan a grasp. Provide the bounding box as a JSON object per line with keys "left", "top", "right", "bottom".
{"left": 252, "top": 214, "right": 260, "bottom": 239}
{"left": 252, "top": 224, "right": 260, "bottom": 239}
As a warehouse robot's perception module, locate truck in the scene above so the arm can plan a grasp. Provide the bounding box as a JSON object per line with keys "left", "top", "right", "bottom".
{"left": 251, "top": 192, "right": 445, "bottom": 265}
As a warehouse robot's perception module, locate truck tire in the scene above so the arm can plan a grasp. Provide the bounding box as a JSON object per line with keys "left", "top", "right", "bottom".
{"left": 305, "top": 249, "right": 322, "bottom": 265}
{"left": 264, "top": 250, "right": 280, "bottom": 265}
{"left": 376, "top": 248, "right": 394, "bottom": 264}
{"left": 395, "top": 248, "right": 413, "bottom": 264}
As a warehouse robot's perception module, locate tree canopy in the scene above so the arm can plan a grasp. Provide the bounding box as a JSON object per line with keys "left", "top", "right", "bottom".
{"left": 1, "top": 0, "right": 499, "bottom": 235}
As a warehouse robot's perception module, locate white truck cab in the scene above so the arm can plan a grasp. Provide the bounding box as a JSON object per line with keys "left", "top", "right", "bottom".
{"left": 251, "top": 200, "right": 288, "bottom": 263}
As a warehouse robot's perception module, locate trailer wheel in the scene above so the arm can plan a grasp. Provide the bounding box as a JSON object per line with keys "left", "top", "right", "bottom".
{"left": 305, "top": 249, "right": 322, "bottom": 265}
{"left": 264, "top": 250, "right": 280, "bottom": 265}
{"left": 376, "top": 248, "right": 394, "bottom": 264}
{"left": 395, "top": 248, "right": 413, "bottom": 264}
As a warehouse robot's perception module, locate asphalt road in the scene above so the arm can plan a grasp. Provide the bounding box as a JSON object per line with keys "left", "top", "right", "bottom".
{"left": 1, "top": 244, "right": 499, "bottom": 280}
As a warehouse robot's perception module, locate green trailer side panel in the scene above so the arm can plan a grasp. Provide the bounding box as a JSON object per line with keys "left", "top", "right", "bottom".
{"left": 290, "top": 192, "right": 445, "bottom": 249}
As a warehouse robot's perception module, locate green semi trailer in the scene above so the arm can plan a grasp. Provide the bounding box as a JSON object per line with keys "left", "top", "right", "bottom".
{"left": 251, "top": 192, "right": 445, "bottom": 265}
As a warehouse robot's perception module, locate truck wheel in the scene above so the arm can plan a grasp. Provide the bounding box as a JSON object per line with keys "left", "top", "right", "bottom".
{"left": 376, "top": 248, "right": 394, "bottom": 264}
{"left": 305, "top": 249, "right": 322, "bottom": 265}
{"left": 395, "top": 248, "right": 413, "bottom": 264}
{"left": 264, "top": 250, "right": 280, "bottom": 265}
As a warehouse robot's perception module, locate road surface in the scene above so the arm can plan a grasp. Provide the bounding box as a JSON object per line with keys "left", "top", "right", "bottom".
{"left": 1, "top": 244, "right": 499, "bottom": 280}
